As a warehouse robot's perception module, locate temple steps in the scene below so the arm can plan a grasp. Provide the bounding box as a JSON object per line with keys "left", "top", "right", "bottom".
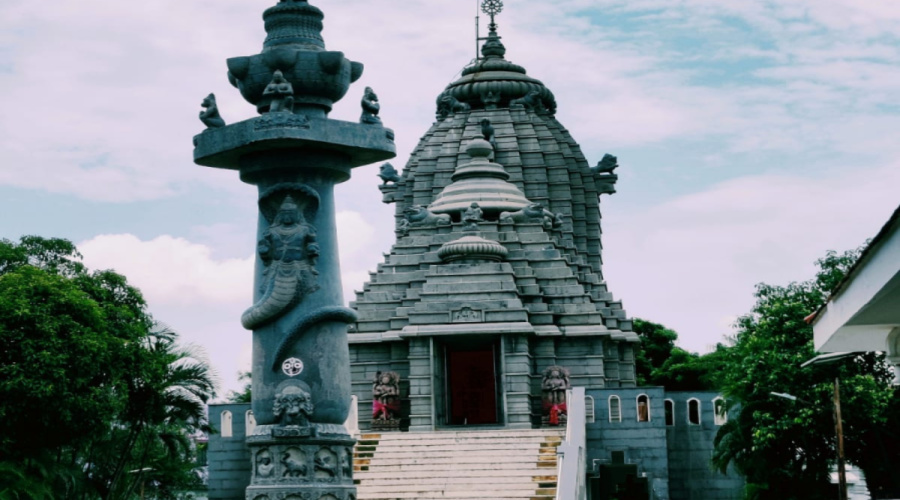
{"left": 353, "top": 428, "right": 564, "bottom": 500}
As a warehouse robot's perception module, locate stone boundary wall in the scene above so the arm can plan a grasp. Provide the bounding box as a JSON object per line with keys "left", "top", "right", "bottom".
{"left": 208, "top": 403, "right": 252, "bottom": 500}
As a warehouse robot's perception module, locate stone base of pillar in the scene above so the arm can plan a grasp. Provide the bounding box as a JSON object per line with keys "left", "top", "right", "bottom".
{"left": 246, "top": 424, "right": 356, "bottom": 500}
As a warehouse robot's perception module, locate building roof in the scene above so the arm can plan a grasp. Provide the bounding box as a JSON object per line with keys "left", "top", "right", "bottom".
{"left": 812, "top": 203, "right": 900, "bottom": 355}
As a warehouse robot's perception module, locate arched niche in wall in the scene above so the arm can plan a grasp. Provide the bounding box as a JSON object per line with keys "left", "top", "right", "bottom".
{"left": 221, "top": 410, "right": 233, "bottom": 438}
{"left": 609, "top": 395, "right": 622, "bottom": 423}
{"left": 636, "top": 394, "right": 650, "bottom": 422}
{"left": 687, "top": 398, "right": 701, "bottom": 426}
{"left": 246, "top": 410, "right": 256, "bottom": 436}
{"left": 664, "top": 399, "right": 675, "bottom": 426}
{"left": 713, "top": 397, "right": 727, "bottom": 425}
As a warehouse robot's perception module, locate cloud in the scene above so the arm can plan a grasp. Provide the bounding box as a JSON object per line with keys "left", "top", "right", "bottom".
{"left": 3, "top": 0, "right": 898, "bottom": 203}
{"left": 603, "top": 161, "right": 900, "bottom": 353}
{"left": 78, "top": 234, "right": 253, "bottom": 305}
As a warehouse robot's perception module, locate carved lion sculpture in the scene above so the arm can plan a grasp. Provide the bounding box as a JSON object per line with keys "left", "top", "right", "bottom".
{"left": 199, "top": 93, "right": 225, "bottom": 128}
{"left": 595, "top": 153, "right": 619, "bottom": 174}
{"left": 378, "top": 162, "right": 400, "bottom": 185}
{"left": 437, "top": 95, "right": 471, "bottom": 119}
{"left": 273, "top": 385, "right": 314, "bottom": 427}
{"left": 280, "top": 448, "right": 307, "bottom": 478}
{"left": 510, "top": 90, "right": 543, "bottom": 112}
{"left": 500, "top": 202, "right": 548, "bottom": 225}
{"left": 405, "top": 205, "right": 451, "bottom": 227}
{"left": 500, "top": 202, "right": 563, "bottom": 229}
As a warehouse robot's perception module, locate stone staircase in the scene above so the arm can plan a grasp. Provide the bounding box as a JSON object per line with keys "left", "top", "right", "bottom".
{"left": 353, "top": 428, "right": 564, "bottom": 500}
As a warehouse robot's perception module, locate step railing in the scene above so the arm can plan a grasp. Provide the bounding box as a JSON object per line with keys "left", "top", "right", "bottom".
{"left": 344, "top": 395, "right": 360, "bottom": 438}
{"left": 556, "top": 386, "right": 587, "bottom": 500}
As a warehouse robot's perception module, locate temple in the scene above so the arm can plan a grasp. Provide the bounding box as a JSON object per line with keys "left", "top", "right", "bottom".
{"left": 205, "top": 2, "right": 746, "bottom": 499}
{"left": 347, "top": 4, "right": 635, "bottom": 433}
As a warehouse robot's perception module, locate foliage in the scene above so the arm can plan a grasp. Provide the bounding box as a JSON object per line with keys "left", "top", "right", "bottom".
{"left": 632, "top": 318, "right": 723, "bottom": 390}
{"left": 227, "top": 371, "right": 252, "bottom": 404}
{"left": 632, "top": 319, "right": 677, "bottom": 386}
{"left": 650, "top": 344, "right": 727, "bottom": 391}
{"left": 711, "top": 245, "right": 896, "bottom": 500}
{"left": 0, "top": 236, "right": 217, "bottom": 499}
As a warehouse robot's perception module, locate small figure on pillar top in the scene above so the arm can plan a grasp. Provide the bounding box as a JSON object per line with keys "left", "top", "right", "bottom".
{"left": 360, "top": 87, "right": 382, "bottom": 124}
{"left": 542, "top": 366, "right": 571, "bottom": 426}
{"left": 263, "top": 70, "right": 295, "bottom": 113}
{"left": 371, "top": 371, "right": 401, "bottom": 430}
{"left": 462, "top": 202, "right": 484, "bottom": 231}
{"left": 199, "top": 93, "right": 226, "bottom": 129}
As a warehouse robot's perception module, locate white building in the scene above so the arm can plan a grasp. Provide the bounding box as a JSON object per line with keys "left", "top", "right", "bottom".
{"left": 812, "top": 204, "right": 900, "bottom": 379}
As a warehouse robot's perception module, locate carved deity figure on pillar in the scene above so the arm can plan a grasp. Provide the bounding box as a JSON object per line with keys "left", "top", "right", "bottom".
{"left": 360, "top": 86, "right": 381, "bottom": 124}
{"left": 263, "top": 70, "right": 295, "bottom": 113}
{"left": 371, "top": 371, "right": 400, "bottom": 430}
{"left": 542, "top": 366, "right": 571, "bottom": 426}
{"left": 241, "top": 194, "right": 320, "bottom": 330}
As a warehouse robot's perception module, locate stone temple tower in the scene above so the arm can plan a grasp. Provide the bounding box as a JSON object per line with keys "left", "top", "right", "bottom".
{"left": 348, "top": 5, "right": 637, "bottom": 433}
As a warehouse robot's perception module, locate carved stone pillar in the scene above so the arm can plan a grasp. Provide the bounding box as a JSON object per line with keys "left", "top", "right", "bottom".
{"left": 193, "top": 1, "right": 395, "bottom": 498}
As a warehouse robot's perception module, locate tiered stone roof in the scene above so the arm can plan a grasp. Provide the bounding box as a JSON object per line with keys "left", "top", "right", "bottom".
{"left": 348, "top": 25, "right": 634, "bottom": 345}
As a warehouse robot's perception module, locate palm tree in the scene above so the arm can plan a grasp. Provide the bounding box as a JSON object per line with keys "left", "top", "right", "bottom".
{"left": 103, "top": 322, "right": 218, "bottom": 500}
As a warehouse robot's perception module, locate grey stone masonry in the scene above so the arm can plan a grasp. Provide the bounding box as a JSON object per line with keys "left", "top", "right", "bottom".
{"left": 207, "top": 403, "right": 252, "bottom": 500}
{"left": 587, "top": 388, "right": 671, "bottom": 500}
{"left": 665, "top": 392, "right": 744, "bottom": 500}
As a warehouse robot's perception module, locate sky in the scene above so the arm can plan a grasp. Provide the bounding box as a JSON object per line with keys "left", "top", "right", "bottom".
{"left": 1, "top": 0, "right": 898, "bottom": 399}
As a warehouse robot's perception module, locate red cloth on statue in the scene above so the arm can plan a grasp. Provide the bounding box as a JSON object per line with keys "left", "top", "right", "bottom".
{"left": 372, "top": 399, "right": 399, "bottom": 419}
{"left": 548, "top": 402, "right": 568, "bottom": 425}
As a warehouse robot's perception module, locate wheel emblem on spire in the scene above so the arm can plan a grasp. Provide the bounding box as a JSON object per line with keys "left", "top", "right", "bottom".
{"left": 481, "top": 0, "right": 503, "bottom": 26}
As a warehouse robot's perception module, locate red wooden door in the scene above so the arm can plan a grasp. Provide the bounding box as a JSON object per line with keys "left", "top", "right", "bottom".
{"left": 447, "top": 346, "right": 498, "bottom": 425}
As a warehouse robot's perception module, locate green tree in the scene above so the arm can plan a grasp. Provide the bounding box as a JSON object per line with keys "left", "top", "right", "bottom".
{"left": 631, "top": 318, "right": 723, "bottom": 390}
{"left": 650, "top": 344, "right": 726, "bottom": 391}
{"left": 632, "top": 319, "right": 678, "bottom": 386}
{"left": 712, "top": 246, "right": 896, "bottom": 500}
{"left": 0, "top": 236, "right": 217, "bottom": 499}
{"left": 91, "top": 324, "right": 217, "bottom": 500}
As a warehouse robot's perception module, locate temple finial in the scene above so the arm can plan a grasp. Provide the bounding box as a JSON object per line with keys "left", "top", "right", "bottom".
{"left": 481, "top": 0, "right": 503, "bottom": 31}
{"left": 479, "top": 0, "right": 506, "bottom": 59}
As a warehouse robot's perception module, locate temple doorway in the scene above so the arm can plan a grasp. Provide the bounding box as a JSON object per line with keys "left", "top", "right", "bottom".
{"left": 444, "top": 340, "right": 500, "bottom": 425}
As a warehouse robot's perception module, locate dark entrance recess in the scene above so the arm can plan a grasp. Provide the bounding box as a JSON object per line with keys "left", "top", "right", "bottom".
{"left": 445, "top": 342, "right": 499, "bottom": 425}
